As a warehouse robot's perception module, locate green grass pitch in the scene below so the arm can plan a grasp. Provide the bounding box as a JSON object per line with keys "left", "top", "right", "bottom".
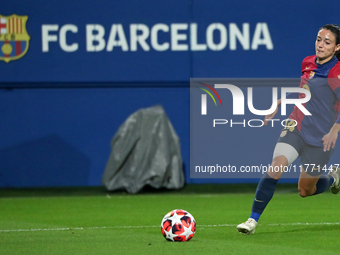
{"left": 0, "top": 184, "right": 339, "bottom": 255}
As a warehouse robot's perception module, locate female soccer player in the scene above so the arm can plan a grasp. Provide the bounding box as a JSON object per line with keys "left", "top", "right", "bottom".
{"left": 237, "top": 24, "right": 340, "bottom": 235}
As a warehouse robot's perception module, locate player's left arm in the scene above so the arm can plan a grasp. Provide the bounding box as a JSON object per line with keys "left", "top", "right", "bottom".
{"left": 322, "top": 123, "right": 340, "bottom": 152}
{"left": 323, "top": 64, "right": 340, "bottom": 151}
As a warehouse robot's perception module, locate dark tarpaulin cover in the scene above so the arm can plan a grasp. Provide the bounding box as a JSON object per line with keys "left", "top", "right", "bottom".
{"left": 102, "top": 105, "right": 185, "bottom": 193}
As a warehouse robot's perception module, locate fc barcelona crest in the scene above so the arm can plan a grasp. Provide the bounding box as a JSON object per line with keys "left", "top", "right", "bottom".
{"left": 0, "top": 14, "right": 30, "bottom": 63}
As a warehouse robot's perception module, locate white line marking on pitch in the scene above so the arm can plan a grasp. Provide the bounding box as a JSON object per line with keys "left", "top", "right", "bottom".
{"left": 1, "top": 222, "right": 339, "bottom": 233}
{"left": 268, "top": 222, "right": 340, "bottom": 226}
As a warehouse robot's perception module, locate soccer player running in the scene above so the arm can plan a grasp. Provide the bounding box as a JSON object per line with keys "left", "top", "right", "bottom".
{"left": 237, "top": 24, "right": 340, "bottom": 235}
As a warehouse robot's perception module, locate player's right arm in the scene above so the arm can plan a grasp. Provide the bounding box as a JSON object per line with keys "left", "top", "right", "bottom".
{"left": 264, "top": 99, "right": 281, "bottom": 125}
{"left": 264, "top": 56, "right": 313, "bottom": 126}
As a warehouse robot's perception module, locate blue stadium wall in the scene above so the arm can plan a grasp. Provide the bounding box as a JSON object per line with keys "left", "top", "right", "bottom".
{"left": 1, "top": 0, "right": 339, "bottom": 187}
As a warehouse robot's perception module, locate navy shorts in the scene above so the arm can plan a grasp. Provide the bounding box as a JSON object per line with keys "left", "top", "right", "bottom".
{"left": 277, "top": 126, "right": 333, "bottom": 176}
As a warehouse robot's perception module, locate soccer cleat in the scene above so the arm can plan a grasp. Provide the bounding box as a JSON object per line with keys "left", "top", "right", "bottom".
{"left": 329, "top": 167, "right": 340, "bottom": 194}
{"left": 237, "top": 218, "right": 257, "bottom": 235}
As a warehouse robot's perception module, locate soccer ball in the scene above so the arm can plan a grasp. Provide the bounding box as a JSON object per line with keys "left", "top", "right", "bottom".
{"left": 161, "top": 209, "right": 196, "bottom": 242}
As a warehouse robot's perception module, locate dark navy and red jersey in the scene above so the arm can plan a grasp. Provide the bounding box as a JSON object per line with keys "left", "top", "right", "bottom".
{"left": 289, "top": 55, "right": 340, "bottom": 147}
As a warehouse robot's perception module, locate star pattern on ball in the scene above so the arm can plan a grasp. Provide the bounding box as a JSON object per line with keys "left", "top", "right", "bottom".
{"left": 171, "top": 212, "right": 184, "bottom": 225}
{"left": 183, "top": 224, "right": 194, "bottom": 240}
{"left": 164, "top": 228, "right": 177, "bottom": 241}
{"left": 161, "top": 209, "right": 196, "bottom": 242}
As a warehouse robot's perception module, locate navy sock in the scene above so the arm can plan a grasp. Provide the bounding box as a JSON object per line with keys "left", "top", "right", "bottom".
{"left": 250, "top": 173, "right": 278, "bottom": 222}
{"left": 313, "top": 174, "right": 334, "bottom": 195}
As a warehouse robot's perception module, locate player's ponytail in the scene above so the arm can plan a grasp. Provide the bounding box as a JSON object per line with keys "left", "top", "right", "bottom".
{"left": 336, "top": 49, "right": 340, "bottom": 61}
{"left": 320, "top": 24, "right": 340, "bottom": 61}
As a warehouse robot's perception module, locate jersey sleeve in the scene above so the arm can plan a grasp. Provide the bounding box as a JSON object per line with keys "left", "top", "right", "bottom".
{"left": 329, "top": 62, "right": 340, "bottom": 124}
{"left": 301, "top": 55, "right": 316, "bottom": 72}
{"left": 328, "top": 62, "right": 340, "bottom": 93}
{"left": 286, "top": 56, "right": 316, "bottom": 99}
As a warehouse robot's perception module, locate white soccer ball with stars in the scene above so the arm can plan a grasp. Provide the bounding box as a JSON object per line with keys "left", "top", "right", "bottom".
{"left": 161, "top": 209, "right": 196, "bottom": 242}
